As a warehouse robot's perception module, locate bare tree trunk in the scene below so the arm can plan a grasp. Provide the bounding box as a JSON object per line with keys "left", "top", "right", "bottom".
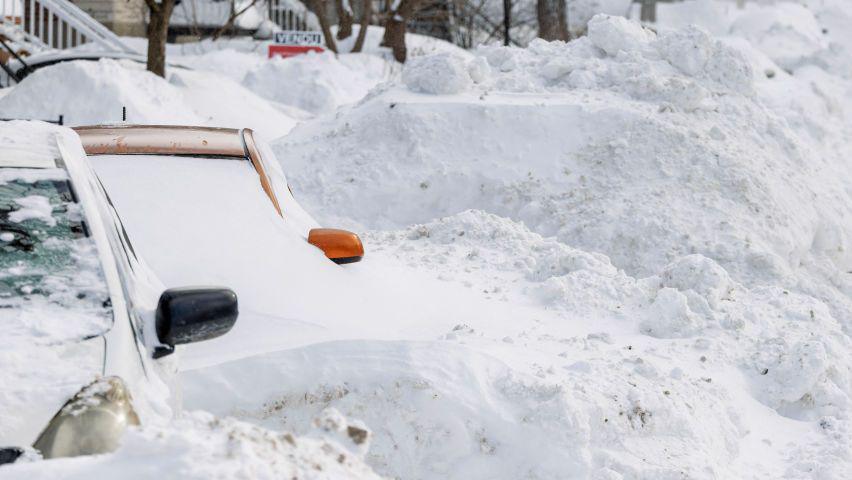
{"left": 212, "top": 0, "right": 259, "bottom": 40}
{"left": 382, "top": 15, "right": 406, "bottom": 62}
{"left": 352, "top": 0, "right": 371, "bottom": 52}
{"left": 380, "top": 0, "right": 422, "bottom": 62}
{"left": 502, "top": 0, "right": 510, "bottom": 45}
{"left": 336, "top": 0, "right": 354, "bottom": 39}
{"left": 639, "top": 0, "right": 656, "bottom": 23}
{"left": 309, "top": 0, "right": 339, "bottom": 53}
{"left": 536, "top": 0, "right": 567, "bottom": 41}
{"left": 145, "top": 0, "right": 176, "bottom": 77}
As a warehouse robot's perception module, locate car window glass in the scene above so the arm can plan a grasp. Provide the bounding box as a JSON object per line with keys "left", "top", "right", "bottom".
{"left": 0, "top": 168, "right": 113, "bottom": 341}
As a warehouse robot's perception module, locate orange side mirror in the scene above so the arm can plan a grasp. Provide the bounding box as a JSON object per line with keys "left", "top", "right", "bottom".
{"left": 308, "top": 228, "right": 364, "bottom": 264}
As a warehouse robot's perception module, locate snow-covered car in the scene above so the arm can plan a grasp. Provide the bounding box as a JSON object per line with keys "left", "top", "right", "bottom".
{"left": 4, "top": 50, "right": 189, "bottom": 83}
{"left": 73, "top": 124, "right": 364, "bottom": 264}
{"left": 0, "top": 121, "right": 239, "bottom": 465}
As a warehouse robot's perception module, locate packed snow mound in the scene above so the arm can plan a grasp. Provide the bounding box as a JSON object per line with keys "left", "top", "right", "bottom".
{"left": 176, "top": 48, "right": 267, "bottom": 83}
{"left": 394, "top": 15, "right": 754, "bottom": 109}
{"left": 0, "top": 59, "right": 299, "bottom": 137}
{"left": 1, "top": 412, "right": 382, "bottom": 479}
{"left": 276, "top": 17, "right": 852, "bottom": 292}
{"left": 402, "top": 53, "right": 474, "bottom": 94}
{"left": 332, "top": 25, "right": 474, "bottom": 59}
{"left": 182, "top": 339, "right": 744, "bottom": 479}
{"left": 336, "top": 210, "right": 852, "bottom": 476}
{"left": 728, "top": 3, "right": 828, "bottom": 72}
{"left": 0, "top": 59, "right": 200, "bottom": 125}
{"left": 568, "top": 0, "right": 633, "bottom": 36}
{"left": 243, "top": 52, "right": 391, "bottom": 114}
{"left": 655, "top": 0, "right": 852, "bottom": 79}
{"left": 365, "top": 209, "right": 643, "bottom": 316}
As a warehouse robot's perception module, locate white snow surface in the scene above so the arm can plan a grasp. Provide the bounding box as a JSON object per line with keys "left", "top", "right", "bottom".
{"left": 3, "top": 5, "right": 852, "bottom": 479}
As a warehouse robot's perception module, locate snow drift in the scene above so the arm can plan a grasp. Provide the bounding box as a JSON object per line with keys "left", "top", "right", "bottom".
{"left": 254, "top": 12, "right": 852, "bottom": 478}
{"left": 276, "top": 16, "right": 851, "bottom": 287}
{"left": 0, "top": 59, "right": 299, "bottom": 138}
{"left": 3, "top": 6, "right": 852, "bottom": 480}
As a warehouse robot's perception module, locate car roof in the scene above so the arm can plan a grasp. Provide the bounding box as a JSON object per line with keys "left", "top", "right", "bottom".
{"left": 0, "top": 147, "right": 59, "bottom": 168}
{"left": 0, "top": 122, "right": 63, "bottom": 168}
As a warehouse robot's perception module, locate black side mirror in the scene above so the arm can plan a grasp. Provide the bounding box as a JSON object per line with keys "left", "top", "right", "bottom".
{"left": 153, "top": 287, "right": 238, "bottom": 358}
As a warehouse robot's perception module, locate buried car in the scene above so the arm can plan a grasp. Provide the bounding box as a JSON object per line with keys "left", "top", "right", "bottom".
{"left": 1, "top": 50, "right": 189, "bottom": 86}
{"left": 73, "top": 125, "right": 364, "bottom": 264}
{"left": 0, "top": 121, "right": 238, "bottom": 464}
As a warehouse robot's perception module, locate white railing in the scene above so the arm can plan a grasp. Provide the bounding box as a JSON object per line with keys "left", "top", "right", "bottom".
{"left": 269, "top": 0, "right": 308, "bottom": 31}
{"left": 172, "top": 0, "right": 233, "bottom": 28}
{"left": 268, "top": 0, "right": 315, "bottom": 31}
{"left": 0, "top": 0, "right": 137, "bottom": 53}
{"left": 171, "top": 0, "right": 314, "bottom": 32}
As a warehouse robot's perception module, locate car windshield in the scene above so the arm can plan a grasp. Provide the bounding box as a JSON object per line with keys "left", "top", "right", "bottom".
{"left": 1, "top": 168, "right": 113, "bottom": 342}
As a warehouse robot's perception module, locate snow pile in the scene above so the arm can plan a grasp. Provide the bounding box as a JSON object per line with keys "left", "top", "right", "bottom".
{"left": 0, "top": 59, "right": 299, "bottom": 137}
{"left": 338, "top": 210, "right": 852, "bottom": 476}
{"left": 402, "top": 53, "right": 474, "bottom": 94}
{"left": 243, "top": 52, "right": 391, "bottom": 114}
{"left": 175, "top": 48, "right": 267, "bottom": 83}
{"left": 0, "top": 59, "right": 199, "bottom": 125}
{"left": 4, "top": 7, "right": 852, "bottom": 479}
{"left": 250, "top": 13, "right": 852, "bottom": 478}
{"left": 277, "top": 17, "right": 851, "bottom": 288}
{"left": 568, "top": 0, "right": 633, "bottom": 34}
{"left": 397, "top": 15, "right": 753, "bottom": 110}
{"left": 654, "top": 0, "right": 852, "bottom": 78}
{"left": 332, "top": 25, "right": 473, "bottom": 59}
{"left": 1, "top": 411, "right": 382, "bottom": 480}
{"left": 728, "top": 3, "right": 827, "bottom": 71}
{"left": 184, "top": 341, "right": 599, "bottom": 478}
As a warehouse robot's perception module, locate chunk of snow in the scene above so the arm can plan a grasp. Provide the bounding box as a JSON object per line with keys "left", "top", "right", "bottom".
{"left": 403, "top": 53, "right": 473, "bottom": 94}
{"left": 587, "top": 14, "right": 656, "bottom": 56}
{"left": 9, "top": 195, "right": 54, "bottom": 225}
{"left": 640, "top": 288, "right": 706, "bottom": 338}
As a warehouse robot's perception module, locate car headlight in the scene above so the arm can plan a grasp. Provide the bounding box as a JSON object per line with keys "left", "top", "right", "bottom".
{"left": 32, "top": 376, "right": 140, "bottom": 459}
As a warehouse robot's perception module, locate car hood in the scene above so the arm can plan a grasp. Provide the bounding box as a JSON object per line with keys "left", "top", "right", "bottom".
{"left": 0, "top": 331, "right": 103, "bottom": 447}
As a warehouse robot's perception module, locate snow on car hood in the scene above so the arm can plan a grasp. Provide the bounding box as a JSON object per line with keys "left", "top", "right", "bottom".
{"left": 89, "top": 153, "right": 508, "bottom": 369}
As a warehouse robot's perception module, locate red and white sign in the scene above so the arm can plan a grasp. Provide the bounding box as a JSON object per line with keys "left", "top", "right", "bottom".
{"left": 268, "top": 31, "right": 325, "bottom": 59}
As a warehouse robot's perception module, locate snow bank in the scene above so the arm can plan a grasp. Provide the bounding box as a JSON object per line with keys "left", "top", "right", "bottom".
{"left": 728, "top": 3, "right": 827, "bottom": 72}
{"left": 4, "top": 8, "right": 850, "bottom": 479}
{"left": 175, "top": 48, "right": 267, "bottom": 83}
{"left": 0, "top": 59, "right": 199, "bottom": 125}
{"left": 258, "top": 14, "right": 852, "bottom": 477}
{"left": 1, "top": 411, "right": 382, "bottom": 479}
{"left": 402, "top": 53, "right": 473, "bottom": 95}
{"left": 177, "top": 206, "right": 852, "bottom": 478}
{"left": 395, "top": 16, "right": 753, "bottom": 107}
{"left": 183, "top": 339, "right": 738, "bottom": 479}
{"left": 243, "top": 52, "right": 390, "bottom": 114}
{"left": 0, "top": 59, "right": 299, "bottom": 137}
{"left": 277, "top": 17, "right": 851, "bottom": 289}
